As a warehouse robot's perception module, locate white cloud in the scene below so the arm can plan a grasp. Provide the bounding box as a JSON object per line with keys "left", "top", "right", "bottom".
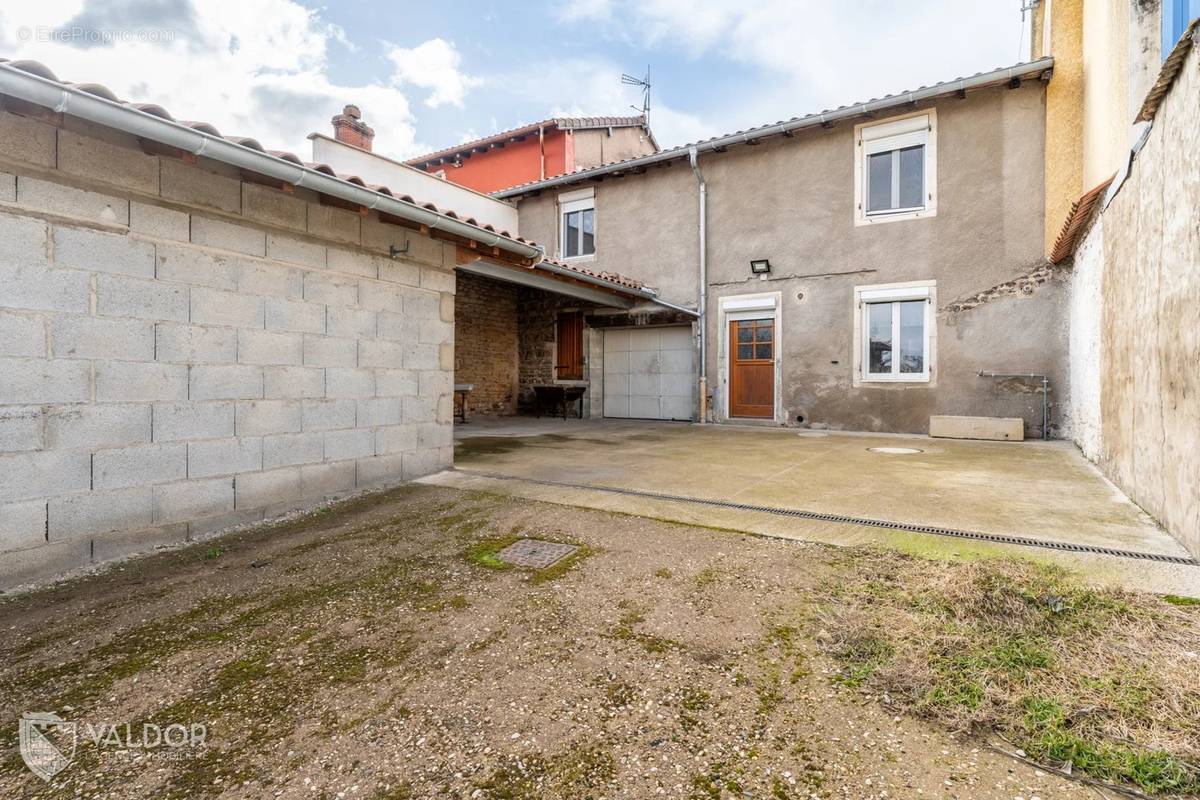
{"left": 387, "top": 38, "right": 480, "bottom": 109}
{"left": 0, "top": 0, "right": 426, "bottom": 158}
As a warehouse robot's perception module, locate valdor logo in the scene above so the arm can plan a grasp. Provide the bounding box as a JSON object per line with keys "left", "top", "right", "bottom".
{"left": 19, "top": 712, "right": 76, "bottom": 782}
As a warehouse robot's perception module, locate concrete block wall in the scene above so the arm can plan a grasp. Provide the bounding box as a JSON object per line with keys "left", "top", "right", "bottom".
{"left": 0, "top": 108, "right": 457, "bottom": 588}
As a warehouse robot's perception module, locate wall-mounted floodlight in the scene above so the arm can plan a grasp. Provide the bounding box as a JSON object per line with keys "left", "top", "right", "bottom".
{"left": 750, "top": 259, "right": 771, "bottom": 274}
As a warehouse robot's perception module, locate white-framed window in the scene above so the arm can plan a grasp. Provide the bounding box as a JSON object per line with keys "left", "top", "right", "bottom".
{"left": 855, "top": 282, "right": 934, "bottom": 382}
{"left": 559, "top": 188, "right": 595, "bottom": 260}
{"left": 854, "top": 110, "right": 937, "bottom": 225}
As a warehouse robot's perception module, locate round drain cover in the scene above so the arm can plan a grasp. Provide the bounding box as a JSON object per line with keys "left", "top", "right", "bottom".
{"left": 867, "top": 446, "right": 924, "bottom": 455}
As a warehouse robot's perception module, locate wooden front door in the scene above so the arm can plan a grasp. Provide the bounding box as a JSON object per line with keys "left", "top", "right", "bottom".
{"left": 729, "top": 318, "right": 775, "bottom": 418}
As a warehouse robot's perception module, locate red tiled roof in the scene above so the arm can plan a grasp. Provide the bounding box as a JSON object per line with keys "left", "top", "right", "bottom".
{"left": 405, "top": 115, "right": 652, "bottom": 167}
{"left": 541, "top": 258, "right": 645, "bottom": 290}
{"left": 1049, "top": 176, "right": 1115, "bottom": 264}
{"left": 0, "top": 58, "right": 537, "bottom": 246}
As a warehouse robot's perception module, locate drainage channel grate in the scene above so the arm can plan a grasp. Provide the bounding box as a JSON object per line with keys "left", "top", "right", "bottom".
{"left": 496, "top": 538, "right": 579, "bottom": 569}
{"left": 457, "top": 470, "right": 1199, "bottom": 567}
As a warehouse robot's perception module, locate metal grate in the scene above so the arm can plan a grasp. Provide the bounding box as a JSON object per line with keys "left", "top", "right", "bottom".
{"left": 496, "top": 538, "right": 579, "bottom": 569}
{"left": 458, "top": 469, "right": 1199, "bottom": 567}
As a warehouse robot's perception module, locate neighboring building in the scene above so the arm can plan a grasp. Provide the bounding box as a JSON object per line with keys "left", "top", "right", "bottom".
{"left": 489, "top": 60, "right": 1061, "bottom": 435}
{"left": 405, "top": 116, "right": 658, "bottom": 193}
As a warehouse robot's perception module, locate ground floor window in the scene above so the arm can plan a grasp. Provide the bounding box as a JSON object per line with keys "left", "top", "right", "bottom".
{"left": 855, "top": 282, "right": 933, "bottom": 382}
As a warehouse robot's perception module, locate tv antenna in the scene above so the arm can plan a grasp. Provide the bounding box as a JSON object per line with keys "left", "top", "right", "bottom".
{"left": 621, "top": 66, "right": 651, "bottom": 123}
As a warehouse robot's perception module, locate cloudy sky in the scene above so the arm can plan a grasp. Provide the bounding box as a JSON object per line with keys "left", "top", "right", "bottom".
{"left": 0, "top": 1, "right": 1033, "bottom": 162}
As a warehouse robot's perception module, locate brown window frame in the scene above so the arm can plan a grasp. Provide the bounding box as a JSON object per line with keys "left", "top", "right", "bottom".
{"left": 555, "top": 311, "right": 584, "bottom": 381}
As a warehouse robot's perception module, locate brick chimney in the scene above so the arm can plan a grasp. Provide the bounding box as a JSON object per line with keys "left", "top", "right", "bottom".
{"left": 331, "top": 104, "right": 374, "bottom": 151}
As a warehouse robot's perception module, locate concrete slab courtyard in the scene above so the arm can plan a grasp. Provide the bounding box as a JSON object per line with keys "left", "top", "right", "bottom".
{"left": 429, "top": 420, "right": 1198, "bottom": 595}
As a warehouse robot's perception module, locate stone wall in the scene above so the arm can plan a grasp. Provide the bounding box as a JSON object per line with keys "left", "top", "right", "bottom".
{"left": 453, "top": 272, "right": 519, "bottom": 415}
{"left": 0, "top": 108, "right": 456, "bottom": 588}
{"left": 516, "top": 288, "right": 598, "bottom": 415}
{"left": 1066, "top": 40, "right": 1200, "bottom": 558}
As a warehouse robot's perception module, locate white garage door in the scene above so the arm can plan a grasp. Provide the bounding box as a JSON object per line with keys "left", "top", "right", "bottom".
{"left": 603, "top": 326, "right": 694, "bottom": 420}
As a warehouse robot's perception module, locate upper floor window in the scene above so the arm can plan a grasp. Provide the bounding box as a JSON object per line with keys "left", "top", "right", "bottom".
{"left": 1162, "top": 0, "right": 1199, "bottom": 59}
{"left": 854, "top": 110, "right": 937, "bottom": 225}
{"left": 559, "top": 188, "right": 595, "bottom": 259}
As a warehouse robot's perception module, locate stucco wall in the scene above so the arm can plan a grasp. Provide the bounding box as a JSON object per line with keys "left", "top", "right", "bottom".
{"left": 518, "top": 82, "right": 1059, "bottom": 434}
{"left": 571, "top": 126, "right": 657, "bottom": 171}
{"left": 1069, "top": 42, "right": 1199, "bottom": 557}
{"left": 0, "top": 110, "right": 456, "bottom": 588}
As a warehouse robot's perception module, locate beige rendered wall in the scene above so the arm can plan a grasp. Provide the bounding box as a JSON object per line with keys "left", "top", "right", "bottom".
{"left": 571, "top": 126, "right": 657, "bottom": 171}
{"left": 1041, "top": 0, "right": 1086, "bottom": 254}
{"left": 518, "top": 83, "right": 1059, "bottom": 435}
{"left": 1069, "top": 43, "right": 1200, "bottom": 557}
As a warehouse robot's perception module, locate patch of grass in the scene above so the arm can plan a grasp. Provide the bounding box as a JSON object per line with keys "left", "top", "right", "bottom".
{"left": 690, "top": 762, "right": 745, "bottom": 800}
{"left": 598, "top": 677, "right": 637, "bottom": 709}
{"left": 475, "top": 746, "right": 615, "bottom": 799}
{"left": 654, "top": 567, "right": 673, "bottom": 579}
{"left": 529, "top": 543, "right": 596, "bottom": 584}
{"left": 202, "top": 545, "right": 224, "bottom": 560}
{"left": 610, "top": 608, "right": 683, "bottom": 654}
{"left": 463, "top": 535, "right": 521, "bottom": 570}
{"left": 1163, "top": 594, "right": 1200, "bottom": 606}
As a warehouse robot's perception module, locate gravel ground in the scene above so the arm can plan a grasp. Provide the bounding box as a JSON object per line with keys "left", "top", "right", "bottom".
{"left": 0, "top": 485, "right": 1106, "bottom": 799}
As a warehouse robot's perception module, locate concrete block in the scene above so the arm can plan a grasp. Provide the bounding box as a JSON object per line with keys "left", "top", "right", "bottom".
{"left": 375, "top": 369, "right": 418, "bottom": 397}
{"left": 418, "top": 421, "right": 453, "bottom": 449}
{"left": 152, "top": 402, "right": 234, "bottom": 442}
{"left": 326, "top": 306, "right": 376, "bottom": 339}
{"left": 420, "top": 266, "right": 456, "bottom": 294}
{"left": 303, "top": 334, "right": 357, "bottom": 367}
{"left": 155, "top": 323, "right": 238, "bottom": 364}
{"left": 304, "top": 272, "right": 358, "bottom": 306}
{"left": 187, "top": 437, "right": 262, "bottom": 478}
{"left": 16, "top": 176, "right": 129, "bottom": 225}
{"left": 324, "top": 428, "right": 374, "bottom": 461}
{"left": 362, "top": 219, "right": 442, "bottom": 265}
{"left": 0, "top": 211, "right": 49, "bottom": 270}
{"left": 263, "top": 366, "right": 325, "bottom": 399}
{"left": 91, "top": 522, "right": 189, "bottom": 564}
{"left": 0, "top": 310, "right": 46, "bottom": 357}
{"left": 130, "top": 201, "right": 189, "bottom": 242}
{"left": 403, "top": 342, "right": 440, "bottom": 370}
{"left": 191, "top": 287, "right": 264, "bottom": 328}
{"left": 266, "top": 233, "right": 325, "bottom": 267}
{"left": 235, "top": 467, "right": 302, "bottom": 510}
{"left": 356, "top": 398, "right": 401, "bottom": 428}
{"left": 377, "top": 311, "right": 417, "bottom": 342}
{"left": 237, "top": 329, "right": 303, "bottom": 366}
{"left": 46, "top": 404, "right": 151, "bottom": 450}
{"left": 404, "top": 288, "right": 441, "bottom": 320}
{"left": 307, "top": 204, "right": 360, "bottom": 245}
{"left": 56, "top": 128, "right": 160, "bottom": 194}
{"left": 244, "top": 184, "right": 307, "bottom": 233}
{"left": 402, "top": 394, "right": 438, "bottom": 423}
{"left": 0, "top": 112, "right": 56, "bottom": 168}
{"left": 378, "top": 259, "right": 420, "bottom": 287}
{"left": 263, "top": 431, "right": 324, "bottom": 469}
{"left": 327, "top": 248, "right": 378, "bottom": 279}
{"left": 324, "top": 368, "right": 374, "bottom": 399}
{"left": 0, "top": 407, "right": 42, "bottom": 451}
{"left": 161, "top": 159, "right": 241, "bottom": 214}
{"left": 0, "top": 262, "right": 91, "bottom": 314}
{"left": 265, "top": 297, "right": 326, "bottom": 334}
{"left": 419, "top": 369, "right": 453, "bottom": 398}
{"left": 356, "top": 453, "right": 404, "bottom": 488}
{"left": 0, "top": 540, "right": 92, "bottom": 590}
{"left": 189, "top": 364, "right": 264, "bottom": 401}
{"left": 191, "top": 215, "right": 266, "bottom": 257}
{"left": 0, "top": 357, "right": 91, "bottom": 404}
{"left": 374, "top": 424, "right": 416, "bottom": 455}
{"left": 53, "top": 227, "right": 155, "bottom": 278}
{"left": 49, "top": 487, "right": 153, "bottom": 539}
{"left": 439, "top": 343, "right": 453, "bottom": 372}
{"left": 302, "top": 399, "right": 356, "bottom": 431}
{"left": 187, "top": 507, "right": 264, "bottom": 539}
{"left": 155, "top": 244, "right": 240, "bottom": 291}
{"left": 97, "top": 274, "right": 189, "bottom": 322}
{"left": 153, "top": 477, "right": 234, "bottom": 524}
{"left": 93, "top": 443, "right": 188, "bottom": 490}
{"left": 929, "top": 415, "right": 1025, "bottom": 442}
{"left": 96, "top": 360, "right": 188, "bottom": 402}
{"left": 359, "top": 281, "right": 404, "bottom": 313}
{"left": 440, "top": 293, "right": 454, "bottom": 323}
{"left": 51, "top": 316, "right": 154, "bottom": 360}
{"left": 300, "top": 461, "right": 356, "bottom": 497}
{"left": 359, "top": 339, "right": 404, "bottom": 369}
{"left": 0, "top": 171, "right": 14, "bottom": 202}
{"left": 437, "top": 393, "right": 454, "bottom": 425}
{"left": 402, "top": 447, "right": 448, "bottom": 480}
{"left": 0, "top": 500, "right": 48, "bottom": 552}
{"left": 419, "top": 317, "right": 453, "bottom": 344}
{"left": 240, "top": 261, "right": 304, "bottom": 300}
{"left": 235, "top": 400, "right": 301, "bottom": 436}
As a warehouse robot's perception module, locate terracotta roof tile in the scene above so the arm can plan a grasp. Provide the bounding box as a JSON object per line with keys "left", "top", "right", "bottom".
{"left": 1050, "top": 176, "right": 1115, "bottom": 264}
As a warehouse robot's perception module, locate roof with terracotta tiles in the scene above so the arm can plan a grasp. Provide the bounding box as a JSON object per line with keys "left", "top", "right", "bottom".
{"left": 405, "top": 116, "right": 653, "bottom": 167}
{"left": 1049, "top": 176, "right": 1115, "bottom": 264}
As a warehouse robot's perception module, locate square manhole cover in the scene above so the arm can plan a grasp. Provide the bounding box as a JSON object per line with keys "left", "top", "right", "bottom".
{"left": 495, "top": 539, "right": 579, "bottom": 569}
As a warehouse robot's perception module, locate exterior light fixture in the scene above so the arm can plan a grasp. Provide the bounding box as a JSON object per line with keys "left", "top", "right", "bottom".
{"left": 750, "top": 259, "right": 771, "bottom": 274}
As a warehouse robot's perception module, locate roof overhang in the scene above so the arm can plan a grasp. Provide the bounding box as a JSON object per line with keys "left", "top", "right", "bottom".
{"left": 457, "top": 258, "right": 636, "bottom": 308}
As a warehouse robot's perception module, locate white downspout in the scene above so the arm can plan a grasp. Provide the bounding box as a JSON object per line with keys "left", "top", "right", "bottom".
{"left": 688, "top": 146, "right": 708, "bottom": 423}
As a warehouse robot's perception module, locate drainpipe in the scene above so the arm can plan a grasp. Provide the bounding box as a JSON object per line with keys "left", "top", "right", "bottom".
{"left": 688, "top": 146, "right": 708, "bottom": 423}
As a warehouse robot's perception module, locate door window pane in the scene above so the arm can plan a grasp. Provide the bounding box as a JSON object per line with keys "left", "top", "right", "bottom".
{"left": 898, "top": 146, "right": 924, "bottom": 209}
{"left": 755, "top": 343, "right": 772, "bottom": 360}
{"left": 754, "top": 323, "right": 773, "bottom": 343}
{"left": 867, "top": 152, "right": 892, "bottom": 212}
{"left": 581, "top": 208, "right": 595, "bottom": 255}
{"left": 898, "top": 300, "right": 925, "bottom": 373}
{"left": 868, "top": 302, "right": 892, "bottom": 373}
{"left": 737, "top": 344, "right": 753, "bottom": 360}
{"left": 737, "top": 324, "right": 754, "bottom": 344}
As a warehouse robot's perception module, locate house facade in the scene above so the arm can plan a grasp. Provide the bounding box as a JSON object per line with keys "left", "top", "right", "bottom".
{"left": 489, "top": 61, "right": 1063, "bottom": 436}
